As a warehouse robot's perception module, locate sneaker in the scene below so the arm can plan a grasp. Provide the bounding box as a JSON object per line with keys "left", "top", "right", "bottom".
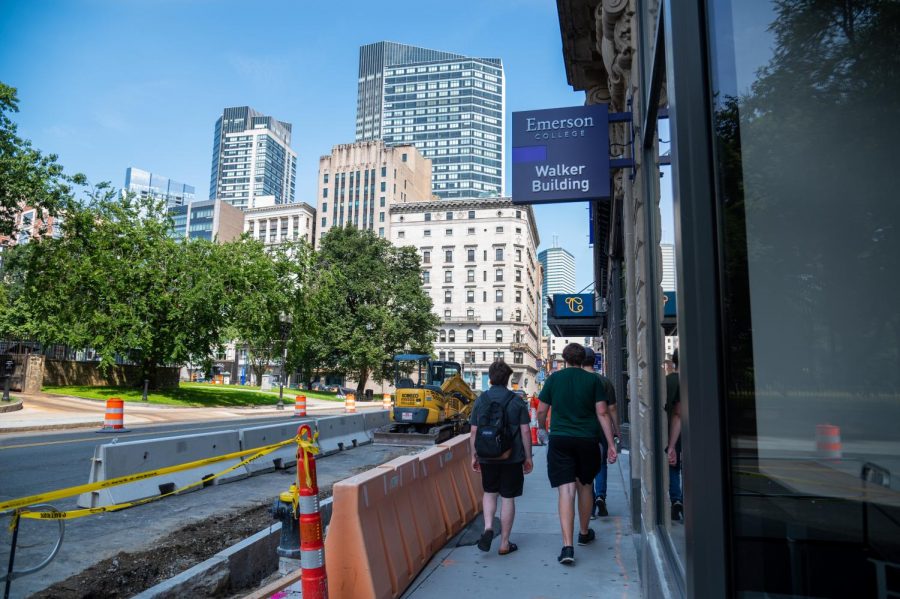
{"left": 671, "top": 501, "right": 684, "bottom": 522}
{"left": 595, "top": 496, "right": 608, "bottom": 517}
{"left": 558, "top": 545, "right": 575, "bottom": 565}
{"left": 577, "top": 528, "right": 595, "bottom": 545}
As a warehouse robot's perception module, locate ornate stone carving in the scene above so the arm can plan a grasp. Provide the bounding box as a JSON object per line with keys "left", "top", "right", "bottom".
{"left": 595, "top": 0, "right": 635, "bottom": 112}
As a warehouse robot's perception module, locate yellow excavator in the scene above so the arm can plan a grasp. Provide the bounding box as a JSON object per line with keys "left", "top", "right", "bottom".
{"left": 374, "top": 353, "right": 477, "bottom": 445}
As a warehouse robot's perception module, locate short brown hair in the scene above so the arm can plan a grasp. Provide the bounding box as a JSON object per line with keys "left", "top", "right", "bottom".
{"left": 562, "top": 343, "right": 586, "bottom": 367}
{"left": 488, "top": 360, "right": 513, "bottom": 386}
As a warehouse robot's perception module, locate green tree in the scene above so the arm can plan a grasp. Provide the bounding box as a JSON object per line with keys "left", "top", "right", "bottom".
{"left": 0, "top": 82, "right": 81, "bottom": 240}
{"left": 316, "top": 226, "right": 438, "bottom": 394}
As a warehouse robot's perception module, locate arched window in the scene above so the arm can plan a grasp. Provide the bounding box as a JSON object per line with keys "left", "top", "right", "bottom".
{"left": 466, "top": 329, "right": 474, "bottom": 342}
{"left": 439, "top": 329, "right": 446, "bottom": 342}
{"left": 448, "top": 330, "right": 456, "bottom": 342}
{"left": 495, "top": 329, "right": 503, "bottom": 342}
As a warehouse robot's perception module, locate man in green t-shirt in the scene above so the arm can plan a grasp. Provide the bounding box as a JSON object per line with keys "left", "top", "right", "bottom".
{"left": 537, "top": 343, "right": 617, "bottom": 566}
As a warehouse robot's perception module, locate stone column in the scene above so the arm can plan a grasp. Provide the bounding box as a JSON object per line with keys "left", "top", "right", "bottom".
{"left": 24, "top": 354, "right": 45, "bottom": 394}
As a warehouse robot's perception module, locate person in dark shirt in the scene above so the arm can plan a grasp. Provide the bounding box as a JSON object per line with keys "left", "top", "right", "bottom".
{"left": 469, "top": 360, "right": 532, "bottom": 555}
{"left": 537, "top": 343, "right": 617, "bottom": 566}
{"left": 665, "top": 349, "right": 683, "bottom": 521}
{"left": 581, "top": 347, "right": 618, "bottom": 518}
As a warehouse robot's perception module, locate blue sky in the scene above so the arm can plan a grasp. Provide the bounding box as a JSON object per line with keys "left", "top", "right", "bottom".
{"left": 0, "top": 0, "right": 633, "bottom": 288}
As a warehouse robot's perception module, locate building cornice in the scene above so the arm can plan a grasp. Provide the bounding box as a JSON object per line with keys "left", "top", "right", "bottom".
{"left": 243, "top": 202, "right": 317, "bottom": 216}
{"left": 391, "top": 197, "right": 539, "bottom": 246}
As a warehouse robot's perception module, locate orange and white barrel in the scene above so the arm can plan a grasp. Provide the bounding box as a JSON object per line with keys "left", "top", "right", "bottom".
{"left": 816, "top": 424, "right": 842, "bottom": 460}
{"left": 297, "top": 424, "right": 328, "bottom": 598}
{"left": 529, "top": 405, "right": 540, "bottom": 445}
{"left": 98, "top": 397, "right": 130, "bottom": 433}
{"left": 382, "top": 393, "right": 392, "bottom": 410}
{"left": 294, "top": 394, "right": 307, "bottom": 417}
{"left": 344, "top": 393, "right": 356, "bottom": 414}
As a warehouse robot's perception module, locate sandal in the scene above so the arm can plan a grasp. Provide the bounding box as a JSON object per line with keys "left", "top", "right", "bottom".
{"left": 498, "top": 542, "right": 518, "bottom": 555}
{"left": 477, "top": 530, "right": 494, "bottom": 552}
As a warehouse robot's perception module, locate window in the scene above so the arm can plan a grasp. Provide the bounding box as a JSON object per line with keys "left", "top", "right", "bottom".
{"left": 495, "top": 269, "right": 504, "bottom": 282}
{"left": 483, "top": 351, "right": 487, "bottom": 361}
{"left": 466, "top": 329, "right": 474, "bottom": 342}
{"left": 423, "top": 250, "right": 431, "bottom": 264}
{"left": 495, "top": 248, "right": 504, "bottom": 261}
{"left": 425, "top": 213, "right": 432, "bottom": 221}
{"left": 445, "top": 228, "right": 453, "bottom": 236}
{"left": 515, "top": 309, "right": 521, "bottom": 322}
{"left": 467, "top": 309, "right": 475, "bottom": 320}
{"left": 424, "top": 229, "right": 431, "bottom": 237}
{"left": 468, "top": 210, "right": 475, "bottom": 219}
{"left": 380, "top": 166, "right": 386, "bottom": 177}
{"left": 496, "top": 226, "right": 503, "bottom": 233}
{"left": 445, "top": 250, "right": 453, "bottom": 263}
{"left": 446, "top": 212, "right": 453, "bottom": 220}
{"left": 379, "top": 212, "right": 385, "bottom": 222}
{"left": 321, "top": 217, "right": 326, "bottom": 227}
{"left": 402, "top": 153, "right": 407, "bottom": 162}
{"left": 444, "top": 309, "right": 451, "bottom": 319}
{"left": 516, "top": 249, "right": 522, "bottom": 262}
{"left": 496, "top": 310, "right": 503, "bottom": 321}
{"left": 439, "top": 329, "right": 446, "bottom": 342}
{"left": 444, "top": 290, "right": 452, "bottom": 303}
{"left": 483, "top": 291, "right": 488, "bottom": 302}
{"left": 495, "top": 289, "right": 503, "bottom": 302}
{"left": 467, "top": 270, "right": 475, "bottom": 282}
{"left": 322, "top": 202, "right": 328, "bottom": 213}
{"left": 439, "top": 351, "right": 446, "bottom": 360}
{"left": 380, "top": 197, "right": 385, "bottom": 207}
{"left": 447, "top": 351, "right": 455, "bottom": 361}
{"left": 324, "top": 174, "right": 329, "bottom": 184}
{"left": 467, "top": 290, "right": 474, "bottom": 303}
{"left": 493, "top": 351, "right": 504, "bottom": 362}
{"left": 380, "top": 182, "right": 386, "bottom": 191}
{"left": 515, "top": 210, "right": 521, "bottom": 219}
{"left": 378, "top": 227, "right": 384, "bottom": 237}
{"left": 483, "top": 331, "right": 487, "bottom": 340}
{"left": 515, "top": 290, "right": 522, "bottom": 303}
{"left": 422, "top": 271, "right": 430, "bottom": 284}
{"left": 516, "top": 270, "right": 522, "bottom": 282}
{"left": 467, "top": 249, "right": 475, "bottom": 262}
{"left": 445, "top": 270, "right": 452, "bottom": 283}
{"left": 513, "top": 352, "right": 524, "bottom": 364}
{"left": 398, "top": 231, "right": 405, "bottom": 239}
{"left": 448, "top": 330, "right": 455, "bottom": 342}
{"left": 323, "top": 188, "right": 328, "bottom": 198}
{"left": 468, "top": 227, "right": 475, "bottom": 235}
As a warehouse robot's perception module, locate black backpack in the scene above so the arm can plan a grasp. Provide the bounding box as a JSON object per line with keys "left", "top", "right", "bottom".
{"left": 474, "top": 391, "right": 516, "bottom": 460}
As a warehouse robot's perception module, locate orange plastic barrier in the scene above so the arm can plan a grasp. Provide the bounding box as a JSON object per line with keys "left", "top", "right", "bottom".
{"left": 325, "top": 435, "right": 482, "bottom": 599}
{"left": 437, "top": 435, "right": 480, "bottom": 523}
{"left": 294, "top": 394, "right": 307, "bottom": 417}
{"left": 382, "top": 393, "right": 392, "bottom": 410}
{"left": 344, "top": 393, "right": 356, "bottom": 414}
{"left": 98, "top": 397, "right": 129, "bottom": 433}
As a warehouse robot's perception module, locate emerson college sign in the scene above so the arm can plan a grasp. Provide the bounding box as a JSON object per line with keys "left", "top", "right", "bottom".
{"left": 511, "top": 104, "right": 610, "bottom": 204}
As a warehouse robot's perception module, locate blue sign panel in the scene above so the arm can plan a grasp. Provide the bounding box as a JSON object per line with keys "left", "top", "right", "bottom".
{"left": 663, "top": 291, "right": 677, "bottom": 318}
{"left": 553, "top": 294, "right": 596, "bottom": 318}
{"left": 594, "top": 353, "right": 603, "bottom": 372}
{"left": 511, "top": 105, "right": 610, "bottom": 204}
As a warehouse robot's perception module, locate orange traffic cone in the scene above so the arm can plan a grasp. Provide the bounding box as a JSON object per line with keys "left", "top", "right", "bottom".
{"left": 97, "top": 398, "right": 130, "bottom": 433}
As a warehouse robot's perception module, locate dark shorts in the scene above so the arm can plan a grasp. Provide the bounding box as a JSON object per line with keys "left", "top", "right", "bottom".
{"left": 547, "top": 435, "right": 603, "bottom": 488}
{"left": 480, "top": 461, "right": 525, "bottom": 498}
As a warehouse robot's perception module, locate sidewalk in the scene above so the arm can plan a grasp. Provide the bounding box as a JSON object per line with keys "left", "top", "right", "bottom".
{"left": 401, "top": 445, "right": 640, "bottom": 598}
{"left": 0, "top": 392, "right": 383, "bottom": 432}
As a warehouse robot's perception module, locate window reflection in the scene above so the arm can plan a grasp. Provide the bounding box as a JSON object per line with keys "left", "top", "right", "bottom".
{"left": 709, "top": 0, "right": 900, "bottom": 596}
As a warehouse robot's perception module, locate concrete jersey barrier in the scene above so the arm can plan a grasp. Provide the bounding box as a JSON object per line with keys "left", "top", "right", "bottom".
{"left": 239, "top": 420, "right": 315, "bottom": 474}
{"left": 77, "top": 430, "right": 247, "bottom": 508}
{"left": 316, "top": 413, "right": 368, "bottom": 455}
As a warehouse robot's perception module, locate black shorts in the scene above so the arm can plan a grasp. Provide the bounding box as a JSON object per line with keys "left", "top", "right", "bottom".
{"left": 480, "top": 461, "right": 525, "bottom": 498}
{"left": 547, "top": 436, "right": 603, "bottom": 488}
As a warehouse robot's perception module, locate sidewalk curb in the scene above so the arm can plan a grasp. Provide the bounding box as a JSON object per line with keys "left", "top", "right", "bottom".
{"left": 0, "top": 399, "right": 24, "bottom": 413}
{"left": 0, "top": 421, "right": 104, "bottom": 434}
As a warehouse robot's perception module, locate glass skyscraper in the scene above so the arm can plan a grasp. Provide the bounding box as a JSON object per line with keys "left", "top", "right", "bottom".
{"left": 356, "top": 41, "right": 505, "bottom": 200}
{"left": 209, "top": 106, "right": 297, "bottom": 208}
{"left": 124, "top": 167, "right": 195, "bottom": 209}
{"left": 538, "top": 246, "right": 576, "bottom": 336}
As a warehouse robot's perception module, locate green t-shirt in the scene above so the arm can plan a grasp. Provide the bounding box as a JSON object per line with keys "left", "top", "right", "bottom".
{"left": 538, "top": 367, "right": 607, "bottom": 438}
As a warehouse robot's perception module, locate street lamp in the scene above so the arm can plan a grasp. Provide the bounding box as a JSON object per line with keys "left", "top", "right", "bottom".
{"left": 277, "top": 311, "right": 293, "bottom": 410}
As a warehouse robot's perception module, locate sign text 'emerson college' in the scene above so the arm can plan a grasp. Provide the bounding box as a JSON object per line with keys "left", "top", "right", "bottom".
{"left": 511, "top": 104, "right": 610, "bottom": 205}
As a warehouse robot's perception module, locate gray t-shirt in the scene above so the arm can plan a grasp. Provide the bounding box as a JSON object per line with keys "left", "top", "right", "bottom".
{"left": 469, "top": 385, "right": 530, "bottom": 464}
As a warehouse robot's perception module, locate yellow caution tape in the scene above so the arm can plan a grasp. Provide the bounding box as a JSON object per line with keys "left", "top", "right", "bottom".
{"left": 1, "top": 434, "right": 320, "bottom": 524}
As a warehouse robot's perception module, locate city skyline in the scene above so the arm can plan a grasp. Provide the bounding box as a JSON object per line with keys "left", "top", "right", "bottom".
{"left": 0, "top": 0, "right": 595, "bottom": 287}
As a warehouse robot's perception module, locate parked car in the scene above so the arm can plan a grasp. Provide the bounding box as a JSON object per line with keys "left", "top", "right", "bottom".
{"left": 335, "top": 386, "right": 357, "bottom": 397}
{"left": 310, "top": 382, "right": 328, "bottom": 392}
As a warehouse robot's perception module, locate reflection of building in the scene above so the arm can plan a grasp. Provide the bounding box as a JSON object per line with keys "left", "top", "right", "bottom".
{"left": 558, "top": 2, "right": 897, "bottom": 597}
{"left": 209, "top": 106, "right": 297, "bottom": 208}
{"left": 244, "top": 201, "right": 316, "bottom": 249}
{"left": 538, "top": 246, "right": 576, "bottom": 336}
{"left": 356, "top": 41, "right": 505, "bottom": 199}
{"left": 168, "top": 199, "right": 244, "bottom": 242}
{"left": 124, "top": 167, "right": 195, "bottom": 208}
{"left": 315, "top": 141, "right": 431, "bottom": 246}
{"left": 391, "top": 198, "right": 541, "bottom": 393}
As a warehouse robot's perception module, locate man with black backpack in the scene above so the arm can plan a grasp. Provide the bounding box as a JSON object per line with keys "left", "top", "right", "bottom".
{"left": 469, "top": 360, "right": 533, "bottom": 556}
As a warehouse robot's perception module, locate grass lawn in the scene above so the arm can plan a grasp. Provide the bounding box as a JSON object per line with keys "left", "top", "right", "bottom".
{"left": 43, "top": 382, "right": 346, "bottom": 407}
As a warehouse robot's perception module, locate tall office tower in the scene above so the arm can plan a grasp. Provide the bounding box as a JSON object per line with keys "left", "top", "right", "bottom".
{"left": 538, "top": 245, "right": 576, "bottom": 337}
{"left": 660, "top": 243, "right": 676, "bottom": 291}
{"left": 209, "top": 106, "right": 297, "bottom": 209}
{"left": 356, "top": 41, "right": 505, "bottom": 200}
{"left": 124, "top": 167, "right": 195, "bottom": 209}
{"left": 315, "top": 140, "right": 432, "bottom": 246}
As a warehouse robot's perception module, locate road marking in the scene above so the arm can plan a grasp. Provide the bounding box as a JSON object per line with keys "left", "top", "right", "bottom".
{"left": 0, "top": 419, "right": 301, "bottom": 451}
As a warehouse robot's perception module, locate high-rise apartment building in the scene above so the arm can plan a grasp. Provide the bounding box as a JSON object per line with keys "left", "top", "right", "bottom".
{"left": 315, "top": 140, "right": 432, "bottom": 246}
{"left": 391, "top": 198, "right": 541, "bottom": 393}
{"left": 538, "top": 246, "right": 576, "bottom": 337}
{"left": 356, "top": 41, "right": 505, "bottom": 200}
{"left": 168, "top": 200, "right": 244, "bottom": 243}
{"left": 209, "top": 106, "right": 297, "bottom": 209}
{"left": 124, "top": 167, "right": 195, "bottom": 209}
{"left": 660, "top": 243, "right": 676, "bottom": 291}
